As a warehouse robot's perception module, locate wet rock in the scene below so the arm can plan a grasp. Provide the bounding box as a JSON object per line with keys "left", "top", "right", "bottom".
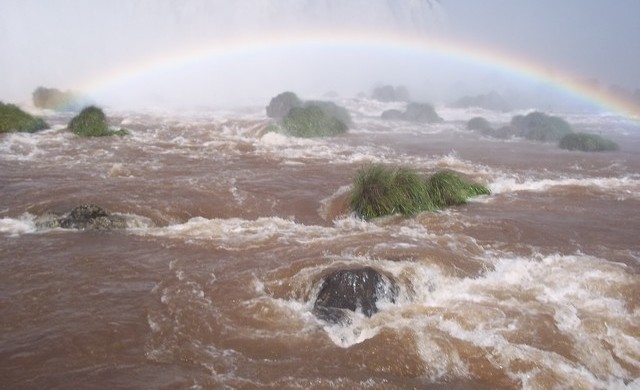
{"left": 38, "top": 204, "right": 127, "bottom": 231}
{"left": 313, "top": 267, "right": 398, "bottom": 324}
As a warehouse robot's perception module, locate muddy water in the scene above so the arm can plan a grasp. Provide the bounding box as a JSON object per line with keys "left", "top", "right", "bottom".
{"left": 1, "top": 102, "right": 639, "bottom": 389}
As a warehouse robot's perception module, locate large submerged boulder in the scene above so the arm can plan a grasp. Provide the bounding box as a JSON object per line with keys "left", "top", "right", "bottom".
{"left": 38, "top": 204, "right": 127, "bottom": 230}
{"left": 313, "top": 267, "right": 399, "bottom": 324}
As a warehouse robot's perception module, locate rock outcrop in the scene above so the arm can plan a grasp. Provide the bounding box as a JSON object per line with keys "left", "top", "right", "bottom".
{"left": 313, "top": 267, "right": 398, "bottom": 324}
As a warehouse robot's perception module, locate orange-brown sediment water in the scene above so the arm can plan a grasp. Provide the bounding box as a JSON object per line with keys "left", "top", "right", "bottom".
{"left": 1, "top": 103, "right": 639, "bottom": 389}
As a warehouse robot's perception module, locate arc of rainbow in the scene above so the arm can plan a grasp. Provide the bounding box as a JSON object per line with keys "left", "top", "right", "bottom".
{"left": 76, "top": 29, "right": 639, "bottom": 120}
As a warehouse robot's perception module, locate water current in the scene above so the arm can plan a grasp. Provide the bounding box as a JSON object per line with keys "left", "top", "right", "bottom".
{"left": 1, "top": 100, "right": 639, "bottom": 389}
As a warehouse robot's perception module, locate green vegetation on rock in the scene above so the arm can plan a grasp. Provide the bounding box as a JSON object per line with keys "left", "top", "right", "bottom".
{"left": 304, "top": 100, "right": 352, "bottom": 125}
{"left": 349, "top": 164, "right": 490, "bottom": 220}
{"left": 0, "top": 102, "right": 49, "bottom": 133}
{"left": 281, "top": 105, "right": 348, "bottom": 138}
{"left": 511, "top": 111, "right": 573, "bottom": 141}
{"left": 558, "top": 132, "right": 619, "bottom": 152}
{"left": 68, "top": 106, "right": 127, "bottom": 137}
{"left": 266, "top": 91, "right": 352, "bottom": 137}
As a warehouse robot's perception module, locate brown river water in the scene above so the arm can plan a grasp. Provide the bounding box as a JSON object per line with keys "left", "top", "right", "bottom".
{"left": 1, "top": 100, "right": 639, "bottom": 389}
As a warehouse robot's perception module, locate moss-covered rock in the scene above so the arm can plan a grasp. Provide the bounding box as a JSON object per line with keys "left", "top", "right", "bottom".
{"left": 0, "top": 102, "right": 49, "bottom": 133}
{"left": 350, "top": 164, "right": 490, "bottom": 220}
{"left": 559, "top": 132, "right": 619, "bottom": 152}
{"left": 32, "top": 86, "right": 85, "bottom": 111}
{"left": 36, "top": 204, "right": 127, "bottom": 231}
{"left": 280, "top": 105, "right": 348, "bottom": 138}
{"left": 511, "top": 111, "right": 573, "bottom": 142}
{"left": 68, "top": 106, "right": 127, "bottom": 137}
{"left": 266, "top": 91, "right": 302, "bottom": 119}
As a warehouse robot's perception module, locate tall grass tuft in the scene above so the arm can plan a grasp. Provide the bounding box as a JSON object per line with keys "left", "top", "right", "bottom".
{"left": 0, "top": 102, "right": 49, "bottom": 133}
{"left": 350, "top": 164, "right": 433, "bottom": 220}
{"left": 425, "top": 170, "right": 491, "bottom": 208}
{"left": 350, "top": 165, "right": 490, "bottom": 220}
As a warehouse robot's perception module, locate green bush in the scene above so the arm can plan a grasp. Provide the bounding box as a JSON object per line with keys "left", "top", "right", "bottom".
{"left": 425, "top": 170, "right": 491, "bottom": 209}
{"left": 266, "top": 91, "right": 302, "bottom": 119}
{"left": 68, "top": 106, "right": 127, "bottom": 137}
{"left": 511, "top": 111, "right": 573, "bottom": 142}
{"left": 0, "top": 102, "right": 49, "bottom": 133}
{"left": 349, "top": 165, "right": 490, "bottom": 220}
{"left": 280, "top": 105, "right": 348, "bottom": 138}
{"left": 559, "top": 132, "right": 619, "bottom": 152}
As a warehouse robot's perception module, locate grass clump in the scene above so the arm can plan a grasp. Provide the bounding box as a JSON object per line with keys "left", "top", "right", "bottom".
{"left": 425, "top": 170, "right": 491, "bottom": 208}
{"left": 281, "top": 105, "right": 348, "bottom": 138}
{"left": 559, "top": 132, "right": 619, "bottom": 152}
{"left": 68, "top": 106, "right": 127, "bottom": 137}
{"left": 350, "top": 164, "right": 433, "bottom": 220}
{"left": 350, "top": 164, "right": 490, "bottom": 220}
{"left": 0, "top": 102, "right": 49, "bottom": 133}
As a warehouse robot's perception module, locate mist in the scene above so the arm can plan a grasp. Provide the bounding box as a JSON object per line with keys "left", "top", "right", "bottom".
{"left": 1, "top": 0, "right": 638, "bottom": 111}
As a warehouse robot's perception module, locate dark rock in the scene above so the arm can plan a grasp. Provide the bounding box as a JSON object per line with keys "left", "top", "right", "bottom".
{"left": 266, "top": 91, "right": 302, "bottom": 119}
{"left": 372, "top": 85, "right": 410, "bottom": 102}
{"left": 380, "top": 102, "right": 443, "bottom": 123}
{"left": 313, "top": 267, "right": 398, "bottom": 324}
{"left": 38, "top": 204, "right": 127, "bottom": 231}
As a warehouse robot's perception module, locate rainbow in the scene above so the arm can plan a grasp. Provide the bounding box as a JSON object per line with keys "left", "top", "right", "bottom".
{"left": 76, "top": 29, "right": 640, "bottom": 119}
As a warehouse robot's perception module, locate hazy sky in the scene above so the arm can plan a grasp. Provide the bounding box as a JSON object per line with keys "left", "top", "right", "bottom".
{"left": 444, "top": 0, "right": 640, "bottom": 89}
{"left": 1, "top": 0, "right": 638, "bottom": 107}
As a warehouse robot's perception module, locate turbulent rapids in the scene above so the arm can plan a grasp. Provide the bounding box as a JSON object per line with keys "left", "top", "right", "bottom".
{"left": 1, "top": 98, "right": 640, "bottom": 389}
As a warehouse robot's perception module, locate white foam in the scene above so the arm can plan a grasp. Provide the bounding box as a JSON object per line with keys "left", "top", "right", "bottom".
{"left": 0, "top": 214, "right": 37, "bottom": 235}
{"left": 490, "top": 174, "right": 640, "bottom": 198}
{"left": 251, "top": 251, "right": 639, "bottom": 385}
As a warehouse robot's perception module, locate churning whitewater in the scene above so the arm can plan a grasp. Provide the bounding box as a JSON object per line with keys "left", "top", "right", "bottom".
{"left": 1, "top": 98, "right": 639, "bottom": 389}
